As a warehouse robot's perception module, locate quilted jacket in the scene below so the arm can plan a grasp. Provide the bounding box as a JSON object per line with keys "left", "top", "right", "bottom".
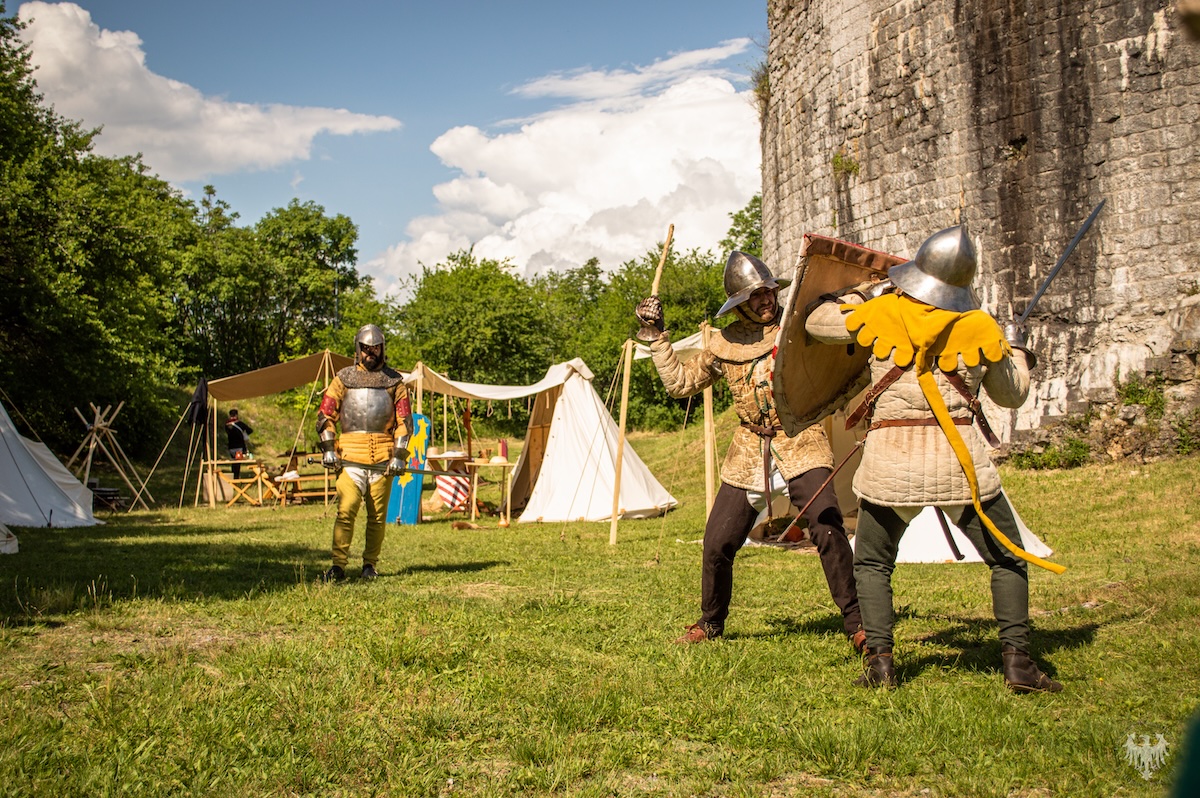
{"left": 648, "top": 320, "right": 833, "bottom": 491}
{"left": 805, "top": 295, "right": 1030, "bottom": 507}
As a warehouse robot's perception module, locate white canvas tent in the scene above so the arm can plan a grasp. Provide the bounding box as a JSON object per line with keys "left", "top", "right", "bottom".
{"left": 887, "top": 494, "right": 1053, "bottom": 563}
{"left": 406, "top": 358, "right": 676, "bottom": 522}
{"left": 0, "top": 400, "right": 99, "bottom": 529}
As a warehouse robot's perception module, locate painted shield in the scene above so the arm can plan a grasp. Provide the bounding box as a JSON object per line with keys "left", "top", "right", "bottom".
{"left": 772, "top": 234, "right": 906, "bottom": 435}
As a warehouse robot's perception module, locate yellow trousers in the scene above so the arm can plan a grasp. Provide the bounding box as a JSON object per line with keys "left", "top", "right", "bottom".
{"left": 331, "top": 467, "right": 392, "bottom": 568}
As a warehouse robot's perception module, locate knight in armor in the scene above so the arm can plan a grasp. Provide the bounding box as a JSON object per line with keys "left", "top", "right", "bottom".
{"left": 804, "top": 225, "right": 1064, "bottom": 692}
{"left": 316, "top": 324, "right": 413, "bottom": 582}
{"left": 636, "top": 252, "right": 865, "bottom": 651}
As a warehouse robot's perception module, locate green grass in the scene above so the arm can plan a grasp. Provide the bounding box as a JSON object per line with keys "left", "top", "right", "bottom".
{"left": 1, "top": 413, "right": 1198, "bottom": 796}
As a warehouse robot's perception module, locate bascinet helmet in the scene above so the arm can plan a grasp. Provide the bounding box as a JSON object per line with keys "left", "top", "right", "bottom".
{"left": 716, "top": 251, "right": 792, "bottom": 318}
{"left": 354, "top": 324, "right": 386, "bottom": 369}
{"left": 887, "top": 225, "right": 980, "bottom": 312}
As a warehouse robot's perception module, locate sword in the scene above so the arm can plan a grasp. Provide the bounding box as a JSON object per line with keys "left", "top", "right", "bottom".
{"left": 331, "top": 460, "right": 484, "bottom": 479}
{"left": 1016, "top": 199, "right": 1105, "bottom": 325}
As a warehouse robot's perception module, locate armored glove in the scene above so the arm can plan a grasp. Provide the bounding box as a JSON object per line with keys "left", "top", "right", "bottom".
{"left": 1003, "top": 322, "right": 1039, "bottom": 370}
{"left": 635, "top": 296, "right": 666, "bottom": 342}
{"left": 318, "top": 434, "right": 341, "bottom": 471}
{"left": 384, "top": 447, "right": 410, "bottom": 478}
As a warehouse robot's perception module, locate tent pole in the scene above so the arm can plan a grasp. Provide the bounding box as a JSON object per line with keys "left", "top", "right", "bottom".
{"left": 207, "top": 402, "right": 218, "bottom": 508}
{"left": 702, "top": 323, "right": 715, "bottom": 519}
{"left": 609, "top": 338, "right": 634, "bottom": 545}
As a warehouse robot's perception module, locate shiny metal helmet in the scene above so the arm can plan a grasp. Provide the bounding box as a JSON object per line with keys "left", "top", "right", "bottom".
{"left": 887, "top": 225, "right": 980, "bottom": 312}
{"left": 716, "top": 251, "right": 792, "bottom": 318}
{"left": 354, "top": 324, "right": 386, "bottom": 369}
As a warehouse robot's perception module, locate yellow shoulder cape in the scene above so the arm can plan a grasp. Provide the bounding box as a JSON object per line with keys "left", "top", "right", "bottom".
{"left": 842, "top": 294, "right": 1065, "bottom": 575}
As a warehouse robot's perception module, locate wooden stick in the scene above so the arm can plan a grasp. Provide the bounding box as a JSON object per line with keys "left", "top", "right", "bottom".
{"left": 610, "top": 338, "right": 634, "bottom": 545}
{"left": 650, "top": 224, "right": 675, "bottom": 296}
{"left": 702, "top": 322, "right": 715, "bottom": 518}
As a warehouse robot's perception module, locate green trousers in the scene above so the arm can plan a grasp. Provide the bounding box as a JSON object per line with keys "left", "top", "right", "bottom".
{"left": 331, "top": 468, "right": 392, "bottom": 568}
{"left": 854, "top": 492, "right": 1030, "bottom": 651}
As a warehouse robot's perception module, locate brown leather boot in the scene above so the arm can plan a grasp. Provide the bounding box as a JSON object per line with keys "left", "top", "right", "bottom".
{"left": 1002, "top": 645, "right": 1063, "bottom": 693}
{"left": 674, "top": 622, "right": 720, "bottom": 644}
{"left": 850, "top": 628, "right": 867, "bottom": 655}
{"left": 854, "top": 647, "right": 896, "bottom": 688}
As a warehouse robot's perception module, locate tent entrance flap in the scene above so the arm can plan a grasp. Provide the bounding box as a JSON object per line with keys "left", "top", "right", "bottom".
{"left": 509, "top": 384, "right": 561, "bottom": 513}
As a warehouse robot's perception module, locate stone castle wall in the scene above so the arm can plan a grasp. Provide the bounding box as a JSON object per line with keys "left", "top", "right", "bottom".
{"left": 763, "top": 0, "right": 1200, "bottom": 439}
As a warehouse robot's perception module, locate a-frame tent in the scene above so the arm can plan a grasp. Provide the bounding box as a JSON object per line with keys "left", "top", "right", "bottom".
{"left": 406, "top": 359, "right": 677, "bottom": 522}
{"left": 0, "top": 400, "right": 98, "bottom": 529}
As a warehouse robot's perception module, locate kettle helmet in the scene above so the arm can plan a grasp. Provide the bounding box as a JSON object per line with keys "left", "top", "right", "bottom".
{"left": 716, "top": 251, "right": 791, "bottom": 318}
{"left": 887, "top": 225, "right": 980, "bottom": 312}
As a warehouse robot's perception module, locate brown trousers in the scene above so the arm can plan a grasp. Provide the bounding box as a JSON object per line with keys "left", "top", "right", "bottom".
{"left": 698, "top": 468, "right": 861, "bottom": 637}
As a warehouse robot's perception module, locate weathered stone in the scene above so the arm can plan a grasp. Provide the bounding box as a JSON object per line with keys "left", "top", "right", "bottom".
{"left": 764, "top": 0, "right": 1200, "bottom": 446}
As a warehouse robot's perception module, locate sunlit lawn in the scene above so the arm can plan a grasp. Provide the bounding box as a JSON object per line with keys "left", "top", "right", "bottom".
{"left": 0, "top": 419, "right": 1197, "bottom": 796}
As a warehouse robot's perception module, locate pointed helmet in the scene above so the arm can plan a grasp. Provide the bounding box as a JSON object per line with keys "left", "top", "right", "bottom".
{"left": 354, "top": 324, "right": 386, "bottom": 369}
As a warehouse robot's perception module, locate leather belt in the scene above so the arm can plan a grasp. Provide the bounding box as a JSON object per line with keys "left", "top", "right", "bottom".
{"left": 869, "top": 417, "right": 971, "bottom": 431}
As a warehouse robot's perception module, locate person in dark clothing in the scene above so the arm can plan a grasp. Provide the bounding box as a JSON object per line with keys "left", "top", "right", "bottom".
{"left": 225, "top": 409, "right": 253, "bottom": 479}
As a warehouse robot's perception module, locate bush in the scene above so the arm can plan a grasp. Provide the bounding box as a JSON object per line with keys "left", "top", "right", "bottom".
{"left": 1116, "top": 371, "right": 1167, "bottom": 420}
{"left": 1009, "top": 436, "right": 1092, "bottom": 470}
{"left": 1172, "top": 408, "right": 1200, "bottom": 456}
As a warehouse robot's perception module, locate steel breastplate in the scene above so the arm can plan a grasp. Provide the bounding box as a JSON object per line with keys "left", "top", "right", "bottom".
{"left": 340, "top": 387, "right": 393, "bottom": 433}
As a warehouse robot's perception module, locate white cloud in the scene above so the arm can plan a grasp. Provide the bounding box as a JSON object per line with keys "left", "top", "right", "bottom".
{"left": 16, "top": 1, "right": 401, "bottom": 182}
{"left": 372, "top": 44, "right": 761, "bottom": 295}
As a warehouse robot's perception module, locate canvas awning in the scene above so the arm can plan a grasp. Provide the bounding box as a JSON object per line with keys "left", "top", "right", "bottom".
{"left": 405, "top": 359, "right": 593, "bottom": 401}
{"left": 207, "top": 350, "right": 354, "bottom": 402}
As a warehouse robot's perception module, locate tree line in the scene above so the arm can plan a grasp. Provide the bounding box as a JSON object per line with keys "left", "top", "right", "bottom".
{"left": 0, "top": 4, "right": 759, "bottom": 457}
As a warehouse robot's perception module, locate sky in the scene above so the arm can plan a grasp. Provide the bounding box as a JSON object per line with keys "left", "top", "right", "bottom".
{"left": 15, "top": 0, "right": 767, "bottom": 296}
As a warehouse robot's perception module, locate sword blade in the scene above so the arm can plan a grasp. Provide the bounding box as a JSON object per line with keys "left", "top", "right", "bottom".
{"left": 1017, "top": 199, "right": 1105, "bottom": 325}
{"left": 340, "top": 461, "right": 487, "bottom": 479}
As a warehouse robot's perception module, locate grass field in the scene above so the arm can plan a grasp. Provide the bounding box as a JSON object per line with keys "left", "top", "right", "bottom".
{"left": 1, "top": 413, "right": 1197, "bottom": 796}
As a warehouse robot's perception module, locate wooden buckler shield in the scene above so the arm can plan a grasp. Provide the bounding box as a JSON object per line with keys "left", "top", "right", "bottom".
{"left": 772, "top": 234, "right": 906, "bottom": 436}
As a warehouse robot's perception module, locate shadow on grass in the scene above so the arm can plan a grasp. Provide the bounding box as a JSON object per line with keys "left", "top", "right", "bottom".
{"left": 0, "top": 517, "right": 320, "bottom": 624}
{"left": 891, "top": 618, "right": 1101, "bottom": 683}
{"left": 758, "top": 610, "right": 1102, "bottom": 683}
{"left": 395, "top": 560, "right": 511, "bottom": 576}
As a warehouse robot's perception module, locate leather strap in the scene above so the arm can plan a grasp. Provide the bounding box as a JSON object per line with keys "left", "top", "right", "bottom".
{"left": 846, "top": 365, "right": 905, "bottom": 429}
{"left": 942, "top": 371, "right": 1002, "bottom": 447}
{"left": 741, "top": 421, "right": 782, "bottom": 513}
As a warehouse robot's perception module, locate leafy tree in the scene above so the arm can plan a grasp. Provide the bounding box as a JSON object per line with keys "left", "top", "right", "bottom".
{"left": 719, "top": 194, "right": 762, "bottom": 258}
{"left": 395, "top": 250, "right": 551, "bottom": 387}
{"left": 175, "top": 192, "right": 362, "bottom": 377}
{"left": 255, "top": 198, "right": 360, "bottom": 356}
{"left": 0, "top": 4, "right": 195, "bottom": 452}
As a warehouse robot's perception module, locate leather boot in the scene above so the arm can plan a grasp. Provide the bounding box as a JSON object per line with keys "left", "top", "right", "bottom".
{"left": 1002, "top": 645, "right": 1063, "bottom": 693}
{"left": 854, "top": 647, "right": 896, "bottom": 688}
{"left": 674, "top": 622, "right": 720, "bottom": 644}
{"left": 850, "top": 628, "right": 867, "bottom": 655}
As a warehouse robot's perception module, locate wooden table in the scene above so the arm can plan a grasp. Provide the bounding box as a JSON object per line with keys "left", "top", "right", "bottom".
{"left": 205, "top": 459, "right": 280, "bottom": 507}
{"left": 465, "top": 460, "right": 516, "bottom": 526}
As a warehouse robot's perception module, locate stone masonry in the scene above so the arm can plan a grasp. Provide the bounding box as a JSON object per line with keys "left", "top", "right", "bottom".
{"left": 763, "top": 0, "right": 1200, "bottom": 442}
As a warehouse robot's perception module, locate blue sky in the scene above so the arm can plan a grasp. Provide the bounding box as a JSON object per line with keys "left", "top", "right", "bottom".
{"left": 17, "top": 1, "right": 767, "bottom": 295}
